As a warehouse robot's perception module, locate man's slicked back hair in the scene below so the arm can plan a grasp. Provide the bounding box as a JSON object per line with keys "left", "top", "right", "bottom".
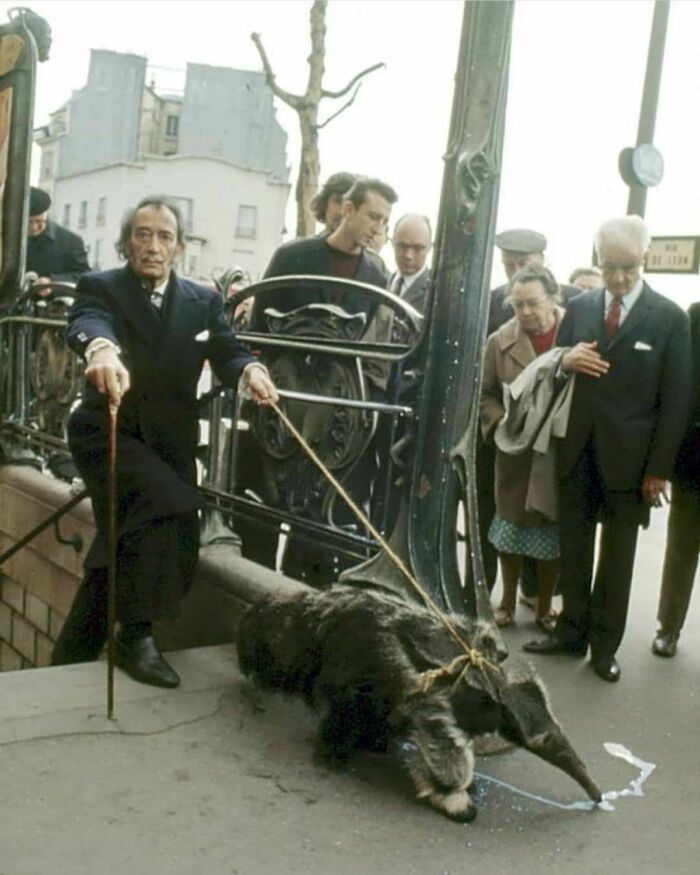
{"left": 117, "top": 195, "right": 185, "bottom": 259}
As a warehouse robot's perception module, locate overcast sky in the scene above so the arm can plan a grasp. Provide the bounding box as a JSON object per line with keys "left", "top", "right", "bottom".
{"left": 4, "top": 0, "right": 699, "bottom": 305}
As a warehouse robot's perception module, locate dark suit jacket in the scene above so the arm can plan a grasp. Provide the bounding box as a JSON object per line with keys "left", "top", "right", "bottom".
{"left": 66, "top": 266, "right": 254, "bottom": 563}
{"left": 26, "top": 219, "right": 90, "bottom": 282}
{"left": 673, "top": 301, "right": 700, "bottom": 491}
{"left": 250, "top": 235, "right": 388, "bottom": 331}
{"left": 557, "top": 282, "right": 691, "bottom": 490}
{"left": 390, "top": 266, "right": 430, "bottom": 314}
{"left": 488, "top": 282, "right": 582, "bottom": 337}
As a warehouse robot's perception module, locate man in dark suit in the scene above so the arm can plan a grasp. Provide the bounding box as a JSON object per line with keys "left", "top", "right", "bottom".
{"left": 651, "top": 301, "right": 700, "bottom": 658}
{"left": 26, "top": 186, "right": 90, "bottom": 283}
{"left": 51, "top": 196, "right": 277, "bottom": 687}
{"left": 524, "top": 216, "right": 691, "bottom": 682}
{"left": 388, "top": 214, "right": 432, "bottom": 314}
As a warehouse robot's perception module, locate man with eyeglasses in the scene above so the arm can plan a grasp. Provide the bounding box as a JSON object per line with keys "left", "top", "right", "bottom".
{"left": 389, "top": 214, "right": 432, "bottom": 314}
{"left": 524, "top": 216, "right": 691, "bottom": 683}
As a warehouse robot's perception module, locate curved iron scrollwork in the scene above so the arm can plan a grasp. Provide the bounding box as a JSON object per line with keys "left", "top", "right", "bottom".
{"left": 250, "top": 304, "right": 376, "bottom": 527}
{"left": 28, "top": 295, "right": 82, "bottom": 437}
{"left": 455, "top": 147, "right": 496, "bottom": 230}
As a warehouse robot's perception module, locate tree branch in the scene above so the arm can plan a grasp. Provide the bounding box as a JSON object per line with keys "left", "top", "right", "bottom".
{"left": 316, "top": 83, "right": 363, "bottom": 130}
{"left": 305, "top": 0, "right": 326, "bottom": 102}
{"left": 321, "top": 61, "right": 385, "bottom": 99}
{"left": 251, "top": 32, "right": 303, "bottom": 109}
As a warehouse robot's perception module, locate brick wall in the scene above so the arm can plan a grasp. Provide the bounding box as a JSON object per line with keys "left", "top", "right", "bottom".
{"left": 0, "top": 466, "right": 94, "bottom": 671}
{"left": 0, "top": 465, "right": 251, "bottom": 672}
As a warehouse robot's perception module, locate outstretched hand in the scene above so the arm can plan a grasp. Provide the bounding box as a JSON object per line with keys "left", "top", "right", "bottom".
{"left": 85, "top": 349, "right": 131, "bottom": 407}
{"left": 562, "top": 341, "right": 610, "bottom": 378}
{"left": 246, "top": 364, "right": 279, "bottom": 407}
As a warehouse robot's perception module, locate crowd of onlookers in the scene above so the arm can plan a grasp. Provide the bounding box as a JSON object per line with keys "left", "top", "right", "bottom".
{"left": 26, "top": 173, "right": 698, "bottom": 687}
{"left": 478, "top": 219, "right": 697, "bottom": 683}
{"left": 248, "top": 171, "right": 697, "bottom": 684}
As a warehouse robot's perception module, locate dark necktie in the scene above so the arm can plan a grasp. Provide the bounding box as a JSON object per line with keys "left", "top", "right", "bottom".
{"left": 143, "top": 285, "right": 164, "bottom": 314}
{"left": 605, "top": 297, "right": 621, "bottom": 339}
{"left": 394, "top": 275, "right": 404, "bottom": 297}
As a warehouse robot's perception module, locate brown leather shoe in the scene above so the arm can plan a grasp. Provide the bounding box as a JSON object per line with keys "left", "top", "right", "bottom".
{"left": 651, "top": 631, "right": 679, "bottom": 658}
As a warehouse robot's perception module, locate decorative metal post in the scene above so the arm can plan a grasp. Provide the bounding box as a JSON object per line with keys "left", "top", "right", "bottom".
{"left": 343, "top": 1, "right": 514, "bottom": 618}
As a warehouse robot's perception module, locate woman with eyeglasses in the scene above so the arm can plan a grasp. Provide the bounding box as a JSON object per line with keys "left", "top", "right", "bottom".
{"left": 480, "top": 265, "right": 565, "bottom": 631}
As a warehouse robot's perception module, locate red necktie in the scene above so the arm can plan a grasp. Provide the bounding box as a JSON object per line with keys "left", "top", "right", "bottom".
{"left": 605, "top": 297, "right": 621, "bottom": 339}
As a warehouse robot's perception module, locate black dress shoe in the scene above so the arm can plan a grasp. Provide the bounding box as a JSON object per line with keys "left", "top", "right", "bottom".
{"left": 115, "top": 635, "right": 180, "bottom": 688}
{"left": 651, "top": 631, "right": 679, "bottom": 658}
{"left": 591, "top": 655, "right": 621, "bottom": 683}
{"left": 522, "top": 635, "right": 587, "bottom": 656}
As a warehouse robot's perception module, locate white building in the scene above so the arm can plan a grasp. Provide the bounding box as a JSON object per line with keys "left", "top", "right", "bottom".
{"left": 34, "top": 50, "right": 291, "bottom": 281}
{"left": 49, "top": 155, "right": 289, "bottom": 281}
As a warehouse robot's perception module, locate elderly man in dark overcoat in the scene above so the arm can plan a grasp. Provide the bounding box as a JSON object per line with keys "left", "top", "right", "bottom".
{"left": 524, "top": 216, "right": 691, "bottom": 682}
{"left": 51, "top": 196, "right": 277, "bottom": 687}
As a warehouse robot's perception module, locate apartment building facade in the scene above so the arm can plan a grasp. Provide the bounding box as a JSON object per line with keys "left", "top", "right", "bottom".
{"left": 34, "top": 49, "right": 291, "bottom": 280}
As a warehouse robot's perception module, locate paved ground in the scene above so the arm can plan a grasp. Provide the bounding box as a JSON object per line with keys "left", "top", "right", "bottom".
{"left": 1, "top": 505, "right": 698, "bottom": 875}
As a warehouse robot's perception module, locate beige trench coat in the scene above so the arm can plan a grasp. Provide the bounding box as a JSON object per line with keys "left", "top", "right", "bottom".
{"left": 479, "top": 309, "right": 564, "bottom": 526}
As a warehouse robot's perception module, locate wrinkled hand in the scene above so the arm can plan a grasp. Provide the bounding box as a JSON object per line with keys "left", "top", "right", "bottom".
{"left": 562, "top": 341, "right": 610, "bottom": 378}
{"left": 85, "top": 349, "right": 131, "bottom": 407}
{"left": 642, "top": 475, "right": 669, "bottom": 508}
{"left": 246, "top": 365, "right": 279, "bottom": 407}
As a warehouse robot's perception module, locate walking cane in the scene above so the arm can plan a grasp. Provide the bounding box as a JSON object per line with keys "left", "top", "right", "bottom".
{"left": 107, "top": 401, "right": 119, "bottom": 719}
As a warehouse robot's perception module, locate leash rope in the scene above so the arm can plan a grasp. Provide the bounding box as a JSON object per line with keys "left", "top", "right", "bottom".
{"left": 269, "top": 400, "right": 500, "bottom": 683}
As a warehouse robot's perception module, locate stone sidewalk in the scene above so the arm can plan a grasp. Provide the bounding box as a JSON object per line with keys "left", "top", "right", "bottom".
{"left": 1, "top": 506, "right": 698, "bottom": 875}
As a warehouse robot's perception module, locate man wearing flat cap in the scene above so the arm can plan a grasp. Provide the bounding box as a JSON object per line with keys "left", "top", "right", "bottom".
{"left": 487, "top": 229, "right": 581, "bottom": 335}
{"left": 26, "top": 186, "right": 90, "bottom": 284}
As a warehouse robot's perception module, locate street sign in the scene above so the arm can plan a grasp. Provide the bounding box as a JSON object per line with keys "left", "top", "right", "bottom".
{"left": 645, "top": 236, "right": 700, "bottom": 274}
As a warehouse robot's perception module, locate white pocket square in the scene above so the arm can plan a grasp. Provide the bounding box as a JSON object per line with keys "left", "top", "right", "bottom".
{"left": 634, "top": 341, "right": 652, "bottom": 351}
{"left": 195, "top": 329, "right": 210, "bottom": 342}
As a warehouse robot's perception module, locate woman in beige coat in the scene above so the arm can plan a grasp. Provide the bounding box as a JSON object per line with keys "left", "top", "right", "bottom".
{"left": 480, "top": 266, "right": 566, "bottom": 630}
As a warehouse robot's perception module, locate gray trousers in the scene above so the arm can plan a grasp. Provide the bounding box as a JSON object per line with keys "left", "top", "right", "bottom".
{"left": 657, "top": 484, "right": 700, "bottom": 633}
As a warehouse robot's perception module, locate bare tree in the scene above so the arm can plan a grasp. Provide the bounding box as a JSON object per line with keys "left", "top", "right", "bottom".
{"left": 252, "top": 0, "right": 384, "bottom": 237}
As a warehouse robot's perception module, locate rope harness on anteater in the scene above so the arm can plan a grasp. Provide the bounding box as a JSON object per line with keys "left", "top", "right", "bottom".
{"left": 270, "top": 400, "right": 503, "bottom": 689}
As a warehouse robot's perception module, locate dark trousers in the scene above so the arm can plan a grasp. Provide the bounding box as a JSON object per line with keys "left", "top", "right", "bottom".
{"left": 657, "top": 483, "right": 700, "bottom": 633}
{"left": 52, "top": 568, "right": 109, "bottom": 664}
{"left": 52, "top": 513, "right": 198, "bottom": 664}
{"left": 556, "top": 442, "right": 643, "bottom": 657}
{"left": 475, "top": 435, "right": 499, "bottom": 591}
